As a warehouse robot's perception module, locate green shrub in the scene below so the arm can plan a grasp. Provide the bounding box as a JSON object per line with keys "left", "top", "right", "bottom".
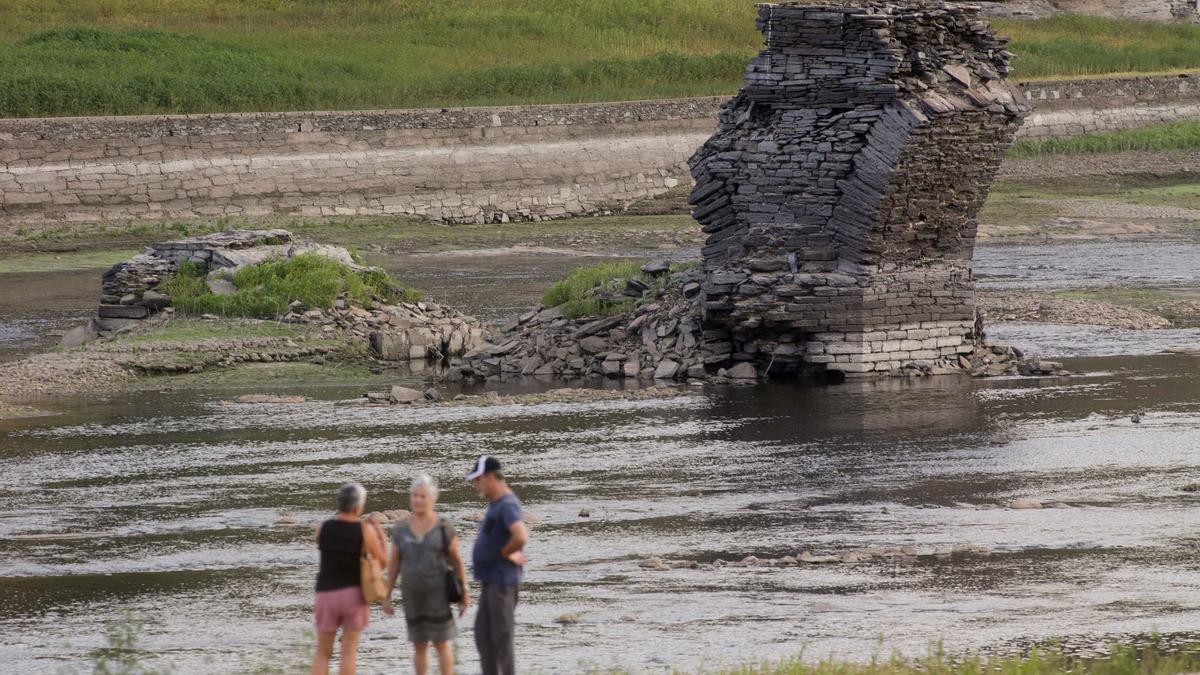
{"left": 163, "top": 253, "right": 420, "bottom": 319}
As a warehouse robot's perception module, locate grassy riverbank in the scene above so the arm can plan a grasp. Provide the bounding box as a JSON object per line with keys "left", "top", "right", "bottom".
{"left": 1010, "top": 120, "right": 1200, "bottom": 157}
{"left": 3, "top": 2, "right": 1200, "bottom": 117}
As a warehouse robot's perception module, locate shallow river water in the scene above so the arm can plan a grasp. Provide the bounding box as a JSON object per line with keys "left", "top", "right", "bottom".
{"left": 4, "top": 354, "right": 1200, "bottom": 673}
{"left": 3, "top": 239, "right": 1200, "bottom": 672}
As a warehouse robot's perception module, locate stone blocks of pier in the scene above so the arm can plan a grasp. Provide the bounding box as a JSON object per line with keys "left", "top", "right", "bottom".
{"left": 689, "top": 1, "right": 1029, "bottom": 376}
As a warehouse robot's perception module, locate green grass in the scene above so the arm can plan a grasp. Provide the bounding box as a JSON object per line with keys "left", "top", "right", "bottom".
{"left": 1009, "top": 120, "right": 1200, "bottom": 157}
{"left": 542, "top": 260, "right": 647, "bottom": 319}
{"left": 162, "top": 253, "right": 421, "bottom": 319}
{"left": 5, "top": 3, "right": 1200, "bottom": 118}
{"left": 722, "top": 642, "right": 1200, "bottom": 675}
{"left": 539, "top": 260, "right": 694, "bottom": 319}
{"left": 0, "top": 0, "right": 758, "bottom": 117}
{"left": 994, "top": 14, "right": 1200, "bottom": 80}
{"left": 124, "top": 317, "right": 304, "bottom": 343}
{"left": 0, "top": 248, "right": 137, "bottom": 274}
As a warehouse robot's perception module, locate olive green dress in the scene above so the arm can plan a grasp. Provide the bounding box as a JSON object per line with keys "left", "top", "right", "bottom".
{"left": 391, "top": 519, "right": 458, "bottom": 644}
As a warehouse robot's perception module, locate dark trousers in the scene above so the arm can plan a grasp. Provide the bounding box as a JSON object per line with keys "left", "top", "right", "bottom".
{"left": 475, "top": 583, "right": 519, "bottom": 675}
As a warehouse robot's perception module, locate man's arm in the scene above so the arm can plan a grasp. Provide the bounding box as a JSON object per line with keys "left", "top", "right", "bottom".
{"left": 500, "top": 520, "right": 529, "bottom": 566}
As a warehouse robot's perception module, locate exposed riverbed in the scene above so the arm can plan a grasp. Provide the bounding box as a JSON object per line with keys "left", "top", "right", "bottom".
{"left": 2, "top": 229, "right": 1200, "bottom": 672}
{"left": 3, "top": 356, "right": 1200, "bottom": 673}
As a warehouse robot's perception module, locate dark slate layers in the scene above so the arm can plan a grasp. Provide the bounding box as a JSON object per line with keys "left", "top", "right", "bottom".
{"left": 689, "top": 1, "right": 1029, "bottom": 376}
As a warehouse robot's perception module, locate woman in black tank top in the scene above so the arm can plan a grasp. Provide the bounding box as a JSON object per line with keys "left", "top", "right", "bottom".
{"left": 312, "top": 482, "right": 388, "bottom": 675}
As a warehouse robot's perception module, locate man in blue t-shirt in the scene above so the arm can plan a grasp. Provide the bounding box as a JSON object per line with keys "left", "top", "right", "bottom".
{"left": 465, "top": 455, "right": 528, "bottom": 675}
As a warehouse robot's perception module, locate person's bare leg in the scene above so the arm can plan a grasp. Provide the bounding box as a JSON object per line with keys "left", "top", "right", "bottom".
{"left": 311, "top": 631, "right": 336, "bottom": 675}
{"left": 338, "top": 630, "right": 361, "bottom": 675}
{"left": 434, "top": 641, "right": 455, "bottom": 674}
{"left": 413, "top": 641, "right": 430, "bottom": 675}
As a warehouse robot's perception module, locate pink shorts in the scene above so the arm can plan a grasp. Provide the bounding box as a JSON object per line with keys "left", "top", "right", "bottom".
{"left": 314, "top": 586, "right": 370, "bottom": 633}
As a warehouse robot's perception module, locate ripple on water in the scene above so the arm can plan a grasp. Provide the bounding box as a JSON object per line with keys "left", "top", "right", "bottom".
{"left": 4, "top": 366, "right": 1200, "bottom": 672}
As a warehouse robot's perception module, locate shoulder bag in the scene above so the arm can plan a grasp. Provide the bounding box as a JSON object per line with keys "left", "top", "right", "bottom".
{"left": 360, "top": 522, "right": 388, "bottom": 604}
{"left": 440, "top": 519, "right": 465, "bottom": 604}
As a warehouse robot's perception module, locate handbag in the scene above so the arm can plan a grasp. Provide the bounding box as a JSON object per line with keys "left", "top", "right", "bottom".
{"left": 360, "top": 523, "right": 388, "bottom": 604}
{"left": 441, "top": 519, "right": 465, "bottom": 604}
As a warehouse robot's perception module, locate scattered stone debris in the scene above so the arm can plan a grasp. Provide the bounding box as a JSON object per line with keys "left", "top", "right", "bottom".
{"left": 449, "top": 263, "right": 1071, "bottom": 385}
{"left": 450, "top": 264, "right": 711, "bottom": 384}
{"left": 1180, "top": 483, "right": 1200, "bottom": 493}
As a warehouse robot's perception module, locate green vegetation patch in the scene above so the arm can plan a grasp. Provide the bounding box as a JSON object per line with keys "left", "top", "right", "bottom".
{"left": 15, "top": 2, "right": 1200, "bottom": 117}
{"left": 542, "top": 260, "right": 696, "bottom": 319}
{"left": 0, "top": 248, "right": 137, "bottom": 274}
{"left": 0, "top": 27, "right": 324, "bottom": 118}
{"left": 0, "top": 0, "right": 759, "bottom": 117}
{"left": 124, "top": 318, "right": 304, "bottom": 343}
{"left": 995, "top": 14, "right": 1200, "bottom": 80}
{"left": 1009, "top": 120, "right": 1200, "bottom": 157}
{"left": 162, "top": 254, "right": 421, "bottom": 319}
{"left": 725, "top": 642, "right": 1200, "bottom": 675}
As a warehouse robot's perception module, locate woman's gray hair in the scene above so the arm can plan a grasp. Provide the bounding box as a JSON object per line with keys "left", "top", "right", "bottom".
{"left": 411, "top": 473, "right": 439, "bottom": 501}
{"left": 336, "top": 482, "right": 366, "bottom": 513}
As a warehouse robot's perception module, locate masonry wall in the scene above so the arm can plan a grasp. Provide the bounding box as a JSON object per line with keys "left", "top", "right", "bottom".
{"left": 2, "top": 73, "right": 1200, "bottom": 225}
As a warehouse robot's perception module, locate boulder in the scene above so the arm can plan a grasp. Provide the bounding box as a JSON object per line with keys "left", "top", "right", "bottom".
{"left": 59, "top": 323, "right": 98, "bottom": 349}
{"left": 727, "top": 362, "right": 758, "bottom": 380}
{"left": 98, "top": 304, "right": 149, "bottom": 319}
{"left": 389, "top": 386, "right": 423, "bottom": 404}
{"left": 578, "top": 336, "right": 608, "bottom": 355}
{"left": 601, "top": 360, "right": 624, "bottom": 377}
{"left": 653, "top": 359, "right": 680, "bottom": 380}
{"left": 641, "top": 260, "right": 671, "bottom": 276}
{"left": 369, "top": 331, "right": 411, "bottom": 360}
{"left": 1009, "top": 498, "right": 1042, "bottom": 510}
{"left": 141, "top": 290, "right": 172, "bottom": 310}
{"left": 624, "top": 278, "right": 651, "bottom": 297}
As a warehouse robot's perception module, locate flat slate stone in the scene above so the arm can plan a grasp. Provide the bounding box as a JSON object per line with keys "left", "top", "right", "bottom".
{"left": 97, "top": 304, "right": 149, "bottom": 319}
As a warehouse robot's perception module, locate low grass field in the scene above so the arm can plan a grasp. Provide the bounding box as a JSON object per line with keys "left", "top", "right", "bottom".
{"left": 1010, "top": 120, "right": 1200, "bottom": 157}
{"left": 4, "top": 2, "right": 1200, "bottom": 118}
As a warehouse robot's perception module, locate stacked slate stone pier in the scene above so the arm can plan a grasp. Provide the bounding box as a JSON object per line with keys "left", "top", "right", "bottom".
{"left": 689, "top": 1, "right": 1029, "bottom": 376}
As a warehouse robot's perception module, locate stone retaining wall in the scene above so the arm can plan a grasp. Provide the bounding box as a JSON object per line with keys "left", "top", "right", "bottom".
{"left": 2, "top": 72, "right": 1199, "bottom": 225}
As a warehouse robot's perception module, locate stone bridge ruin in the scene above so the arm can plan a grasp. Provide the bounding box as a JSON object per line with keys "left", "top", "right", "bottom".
{"left": 690, "top": 1, "right": 1030, "bottom": 376}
